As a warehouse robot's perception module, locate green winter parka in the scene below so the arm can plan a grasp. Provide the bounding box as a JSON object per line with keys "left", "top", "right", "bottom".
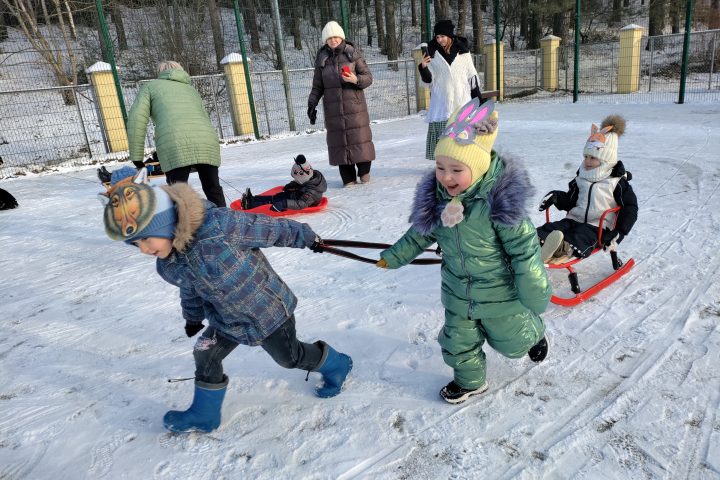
{"left": 381, "top": 153, "right": 552, "bottom": 320}
{"left": 126, "top": 68, "right": 220, "bottom": 172}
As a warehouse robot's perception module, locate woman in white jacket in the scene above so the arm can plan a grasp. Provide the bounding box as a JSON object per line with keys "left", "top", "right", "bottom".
{"left": 418, "top": 20, "right": 480, "bottom": 160}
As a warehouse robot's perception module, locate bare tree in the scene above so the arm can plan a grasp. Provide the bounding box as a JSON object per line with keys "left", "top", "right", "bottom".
{"left": 1, "top": 0, "right": 79, "bottom": 104}
{"left": 434, "top": 0, "right": 450, "bottom": 21}
{"left": 384, "top": 0, "right": 399, "bottom": 65}
{"left": 374, "top": 0, "right": 384, "bottom": 51}
{"left": 457, "top": 0, "right": 467, "bottom": 37}
{"left": 471, "top": 0, "right": 484, "bottom": 54}
{"left": 109, "top": 3, "right": 127, "bottom": 51}
{"left": 207, "top": 0, "right": 224, "bottom": 66}
{"left": 648, "top": 0, "right": 666, "bottom": 37}
{"left": 363, "top": 0, "right": 373, "bottom": 46}
{"left": 242, "top": 0, "right": 261, "bottom": 53}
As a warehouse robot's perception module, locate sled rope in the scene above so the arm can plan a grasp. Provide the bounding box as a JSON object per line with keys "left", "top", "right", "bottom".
{"left": 319, "top": 239, "right": 442, "bottom": 265}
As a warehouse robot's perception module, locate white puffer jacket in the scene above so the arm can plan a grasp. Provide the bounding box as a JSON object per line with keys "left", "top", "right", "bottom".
{"left": 424, "top": 52, "right": 478, "bottom": 123}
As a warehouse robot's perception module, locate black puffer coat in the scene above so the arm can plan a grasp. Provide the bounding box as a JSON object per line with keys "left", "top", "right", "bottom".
{"left": 308, "top": 41, "right": 375, "bottom": 166}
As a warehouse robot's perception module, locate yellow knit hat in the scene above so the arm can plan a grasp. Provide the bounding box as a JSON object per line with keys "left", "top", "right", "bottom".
{"left": 434, "top": 98, "right": 499, "bottom": 184}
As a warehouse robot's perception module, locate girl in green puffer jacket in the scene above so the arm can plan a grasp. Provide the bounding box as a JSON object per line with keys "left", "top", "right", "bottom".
{"left": 378, "top": 99, "right": 552, "bottom": 404}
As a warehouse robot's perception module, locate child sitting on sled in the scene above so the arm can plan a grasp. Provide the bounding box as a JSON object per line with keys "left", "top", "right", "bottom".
{"left": 99, "top": 166, "right": 351, "bottom": 434}
{"left": 376, "top": 99, "right": 552, "bottom": 405}
{"left": 241, "top": 155, "right": 327, "bottom": 212}
{"left": 536, "top": 115, "right": 638, "bottom": 264}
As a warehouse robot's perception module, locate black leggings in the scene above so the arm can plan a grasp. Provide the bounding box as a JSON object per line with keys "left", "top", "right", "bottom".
{"left": 338, "top": 162, "right": 371, "bottom": 185}
{"left": 166, "top": 164, "right": 226, "bottom": 208}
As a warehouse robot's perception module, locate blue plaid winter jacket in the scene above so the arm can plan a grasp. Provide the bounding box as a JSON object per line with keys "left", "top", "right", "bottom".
{"left": 155, "top": 185, "right": 317, "bottom": 345}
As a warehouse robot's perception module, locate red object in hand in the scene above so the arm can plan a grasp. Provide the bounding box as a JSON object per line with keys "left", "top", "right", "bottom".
{"left": 341, "top": 65, "right": 351, "bottom": 76}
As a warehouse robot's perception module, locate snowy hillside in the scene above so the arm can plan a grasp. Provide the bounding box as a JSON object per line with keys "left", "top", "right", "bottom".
{"left": 1, "top": 102, "right": 719, "bottom": 479}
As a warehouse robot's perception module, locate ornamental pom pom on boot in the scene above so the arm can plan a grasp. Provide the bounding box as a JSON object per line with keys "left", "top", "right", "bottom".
{"left": 313, "top": 341, "right": 353, "bottom": 398}
{"left": 163, "top": 375, "right": 228, "bottom": 433}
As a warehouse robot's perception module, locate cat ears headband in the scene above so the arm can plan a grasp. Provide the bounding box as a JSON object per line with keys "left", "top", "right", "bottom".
{"left": 441, "top": 98, "right": 496, "bottom": 145}
{"left": 586, "top": 123, "right": 614, "bottom": 149}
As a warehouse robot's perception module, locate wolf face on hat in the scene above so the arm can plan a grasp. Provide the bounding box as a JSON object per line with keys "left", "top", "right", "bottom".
{"left": 101, "top": 168, "right": 177, "bottom": 244}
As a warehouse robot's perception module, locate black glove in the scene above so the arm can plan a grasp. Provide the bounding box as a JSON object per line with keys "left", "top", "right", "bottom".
{"left": 307, "top": 106, "right": 317, "bottom": 125}
{"left": 538, "top": 191, "right": 559, "bottom": 211}
{"left": 309, "top": 235, "right": 325, "bottom": 253}
{"left": 184, "top": 321, "right": 204, "bottom": 337}
{"left": 132, "top": 160, "right": 146, "bottom": 169}
{"left": 603, "top": 230, "right": 624, "bottom": 251}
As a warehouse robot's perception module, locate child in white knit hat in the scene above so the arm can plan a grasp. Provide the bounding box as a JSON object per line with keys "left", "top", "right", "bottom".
{"left": 537, "top": 115, "right": 638, "bottom": 263}
{"left": 241, "top": 155, "right": 327, "bottom": 212}
{"left": 376, "top": 98, "right": 551, "bottom": 405}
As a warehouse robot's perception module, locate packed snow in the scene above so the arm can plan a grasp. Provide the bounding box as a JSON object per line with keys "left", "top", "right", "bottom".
{"left": 1, "top": 101, "right": 719, "bottom": 479}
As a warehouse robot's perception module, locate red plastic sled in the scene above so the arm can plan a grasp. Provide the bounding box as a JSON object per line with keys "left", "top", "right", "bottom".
{"left": 544, "top": 206, "right": 635, "bottom": 307}
{"left": 230, "top": 186, "right": 328, "bottom": 217}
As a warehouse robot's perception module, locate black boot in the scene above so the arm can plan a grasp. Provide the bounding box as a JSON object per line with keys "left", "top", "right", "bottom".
{"left": 97, "top": 166, "right": 112, "bottom": 184}
{"left": 240, "top": 188, "right": 253, "bottom": 210}
{"left": 528, "top": 336, "right": 549, "bottom": 363}
{"left": 439, "top": 381, "right": 489, "bottom": 404}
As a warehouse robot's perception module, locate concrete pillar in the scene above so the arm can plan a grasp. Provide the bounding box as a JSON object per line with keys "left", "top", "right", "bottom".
{"left": 484, "top": 40, "right": 504, "bottom": 100}
{"left": 86, "top": 62, "right": 128, "bottom": 153}
{"left": 540, "top": 35, "right": 561, "bottom": 92}
{"left": 618, "top": 24, "right": 644, "bottom": 93}
{"left": 412, "top": 45, "right": 431, "bottom": 112}
{"left": 221, "top": 53, "right": 255, "bottom": 136}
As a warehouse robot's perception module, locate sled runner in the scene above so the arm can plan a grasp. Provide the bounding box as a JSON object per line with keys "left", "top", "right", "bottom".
{"left": 544, "top": 206, "right": 635, "bottom": 307}
{"left": 230, "top": 186, "right": 329, "bottom": 217}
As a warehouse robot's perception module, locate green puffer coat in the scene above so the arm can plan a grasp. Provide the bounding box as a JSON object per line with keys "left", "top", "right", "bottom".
{"left": 126, "top": 68, "right": 220, "bottom": 172}
{"left": 381, "top": 153, "right": 552, "bottom": 320}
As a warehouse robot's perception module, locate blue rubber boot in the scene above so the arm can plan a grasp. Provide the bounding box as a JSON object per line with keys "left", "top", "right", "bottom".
{"left": 163, "top": 376, "right": 228, "bottom": 433}
{"left": 314, "top": 341, "right": 353, "bottom": 398}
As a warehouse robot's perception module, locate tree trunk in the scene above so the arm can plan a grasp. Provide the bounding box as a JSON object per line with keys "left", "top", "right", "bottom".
{"left": 552, "top": 11, "right": 567, "bottom": 39}
{"left": 292, "top": 3, "right": 302, "bottom": 49}
{"left": 0, "top": 3, "right": 8, "bottom": 41}
{"left": 171, "top": 0, "right": 184, "bottom": 60}
{"left": 207, "top": 0, "right": 225, "bottom": 66}
{"left": 520, "top": 0, "right": 528, "bottom": 39}
{"left": 410, "top": 0, "right": 416, "bottom": 27}
{"left": 242, "top": 0, "right": 261, "bottom": 53}
{"left": 320, "top": 0, "right": 331, "bottom": 27}
{"left": 420, "top": 0, "right": 428, "bottom": 40}
{"left": 528, "top": 11, "right": 541, "bottom": 49}
{"left": 456, "top": 0, "right": 467, "bottom": 36}
{"left": 669, "top": 0, "right": 681, "bottom": 34}
{"left": 364, "top": 0, "right": 373, "bottom": 46}
{"left": 711, "top": 0, "right": 720, "bottom": 30}
{"left": 435, "top": 0, "right": 450, "bottom": 21}
{"left": 374, "top": 0, "right": 385, "bottom": 51}
{"left": 648, "top": 0, "right": 666, "bottom": 37}
{"left": 109, "top": 4, "right": 127, "bottom": 50}
{"left": 385, "top": 0, "right": 398, "bottom": 67}
{"left": 609, "top": 0, "right": 622, "bottom": 27}
{"left": 471, "top": 0, "right": 483, "bottom": 54}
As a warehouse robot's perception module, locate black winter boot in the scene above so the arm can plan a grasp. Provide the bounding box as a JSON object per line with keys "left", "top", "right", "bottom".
{"left": 528, "top": 336, "right": 549, "bottom": 363}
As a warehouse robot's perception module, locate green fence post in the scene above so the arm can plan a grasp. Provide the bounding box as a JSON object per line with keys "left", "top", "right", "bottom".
{"left": 339, "top": 0, "right": 349, "bottom": 34}
{"left": 678, "top": 0, "right": 695, "bottom": 104}
{"left": 574, "top": 0, "right": 580, "bottom": 102}
{"left": 232, "top": 0, "right": 260, "bottom": 139}
{"left": 95, "top": 0, "right": 127, "bottom": 124}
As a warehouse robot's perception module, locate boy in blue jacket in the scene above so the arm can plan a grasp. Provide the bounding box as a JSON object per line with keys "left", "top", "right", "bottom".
{"left": 100, "top": 167, "right": 352, "bottom": 433}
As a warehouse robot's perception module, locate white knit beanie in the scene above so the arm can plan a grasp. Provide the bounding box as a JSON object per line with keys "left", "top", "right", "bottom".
{"left": 322, "top": 21, "right": 345, "bottom": 43}
{"left": 582, "top": 115, "right": 626, "bottom": 167}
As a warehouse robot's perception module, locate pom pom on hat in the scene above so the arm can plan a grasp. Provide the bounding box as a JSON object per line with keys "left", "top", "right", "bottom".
{"left": 321, "top": 21, "right": 345, "bottom": 43}
{"left": 583, "top": 114, "right": 626, "bottom": 166}
{"left": 434, "top": 98, "right": 499, "bottom": 185}
{"left": 433, "top": 19, "right": 455, "bottom": 38}
{"left": 101, "top": 168, "right": 177, "bottom": 244}
{"left": 291, "top": 155, "right": 313, "bottom": 184}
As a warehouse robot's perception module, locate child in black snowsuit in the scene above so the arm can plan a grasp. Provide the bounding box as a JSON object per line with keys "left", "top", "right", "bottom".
{"left": 241, "top": 155, "right": 327, "bottom": 212}
{"left": 537, "top": 115, "right": 638, "bottom": 263}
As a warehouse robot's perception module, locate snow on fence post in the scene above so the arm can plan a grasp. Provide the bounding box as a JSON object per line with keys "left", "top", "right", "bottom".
{"left": 541, "top": 35, "right": 561, "bottom": 92}
{"left": 618, "top": 25, "right": 645, "bottom": 94}
{"left": 412, "top": 45, "right": 430, "bottom": 112}
{"left": 484, "top": 39, "right": 504, "bottom": 100}
{"left": 86, "top": 62, "right": 128, "bottom": 153}
{"left": 220, "top": 53, "right": 256, "bottom": 137}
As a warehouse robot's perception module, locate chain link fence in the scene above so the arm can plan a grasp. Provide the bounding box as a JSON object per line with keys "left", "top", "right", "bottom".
{"left": 1, "top": 1, "right": 718, "bottom": 177}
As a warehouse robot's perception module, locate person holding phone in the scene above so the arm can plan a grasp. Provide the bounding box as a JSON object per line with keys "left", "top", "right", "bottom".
{"left": 308, "top": 21, "right": 376, "bottom": 187}
{"left": 419, "top": 20, "right": 481, "bottom": 161}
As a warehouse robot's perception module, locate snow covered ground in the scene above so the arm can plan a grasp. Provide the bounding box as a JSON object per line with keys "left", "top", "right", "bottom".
{"left": 1, "top": 101, "right": 720, "bottom": 479}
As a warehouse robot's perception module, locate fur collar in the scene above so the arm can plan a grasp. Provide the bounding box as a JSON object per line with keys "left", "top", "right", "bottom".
{"left": 161, "top": 183, "right": 206, "bottom": 252}
{"left": 409, "top": 155, "right": 535, "bottom": 235}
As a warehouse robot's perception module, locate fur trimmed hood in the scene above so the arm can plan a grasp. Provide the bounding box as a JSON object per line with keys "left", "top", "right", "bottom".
{"left": 409, "top": 154, "right": 535, "bottom": 235}
{"left": 161, "top": 183, "right": 206, "bottom": 252}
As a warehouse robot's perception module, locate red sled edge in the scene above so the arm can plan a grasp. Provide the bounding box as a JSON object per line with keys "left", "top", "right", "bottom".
{"left": 551, "top": 258, "right": 635, "bottom": 307}
{"left": 230, "top": 186, "right": 328, "bottom": 217}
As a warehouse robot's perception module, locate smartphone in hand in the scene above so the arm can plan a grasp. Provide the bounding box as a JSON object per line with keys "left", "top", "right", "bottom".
{"left": 341, "top": 65, "right": 351, "bottom": 76}
{"left": 420, "top": 45, "right": 429, "bottom": 58}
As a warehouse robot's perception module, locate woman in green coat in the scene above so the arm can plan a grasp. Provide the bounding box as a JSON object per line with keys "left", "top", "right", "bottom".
{"left": 378, "top": 99, "right": 551, "bottom": 404}
{"left": 126, "top": 61, "right": 226, "bottom": 207}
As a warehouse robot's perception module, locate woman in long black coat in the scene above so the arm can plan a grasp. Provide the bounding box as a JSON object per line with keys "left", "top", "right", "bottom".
{"left": 307, "top": 21, "right": 376, "bottom": 187}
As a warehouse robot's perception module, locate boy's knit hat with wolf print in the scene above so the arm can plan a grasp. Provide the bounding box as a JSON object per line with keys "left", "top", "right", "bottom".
{"left": 101, "top": 166, "right": 177, "bottom": 244}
